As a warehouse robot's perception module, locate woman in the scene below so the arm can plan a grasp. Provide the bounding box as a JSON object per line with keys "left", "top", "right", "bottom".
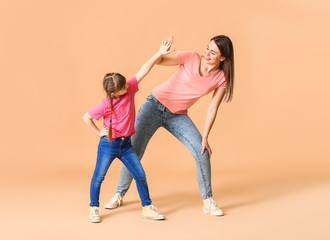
{"left": 105, "top": 35, "right": 234, "bottom": 216}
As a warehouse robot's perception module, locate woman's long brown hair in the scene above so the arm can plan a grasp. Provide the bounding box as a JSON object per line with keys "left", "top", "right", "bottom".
{"left": 211, "top": 35, "right": 234, "bottom": 102}
{"left": 102, "top": 73, "right": 126, "bottom": 142}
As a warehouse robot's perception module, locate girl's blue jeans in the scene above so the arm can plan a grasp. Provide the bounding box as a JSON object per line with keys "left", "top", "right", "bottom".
{"left": 115, "top": 93, "right": 213, "bottom": 199}
{"left": 90, "top": 136, "right": 152, "bottom": 207}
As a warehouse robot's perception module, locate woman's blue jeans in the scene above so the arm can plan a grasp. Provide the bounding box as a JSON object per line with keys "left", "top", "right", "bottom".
{"left": 90, "top": 136, "right": 152, "bottom": 207}
{"left": 115, "top": 93, "right": 213, "bottom": 199}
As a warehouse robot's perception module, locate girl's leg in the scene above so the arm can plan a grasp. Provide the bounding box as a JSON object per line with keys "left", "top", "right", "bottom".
{"left": 163, "top": 113, "right": 212, "bottom": 199}
{"left": 118, "top": 139, "right": 165, "bottom": 220}
{"left": 119, "top": 140, "right": 152, "bottom": 206}
{"left": 115, "top": 93, "right": 162, "bottom": 195}
{"left": 90, "top": 138, "right": 119, "bottom": 206}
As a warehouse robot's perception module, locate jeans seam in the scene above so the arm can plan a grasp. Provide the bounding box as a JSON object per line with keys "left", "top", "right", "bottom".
{"left": 165, "top": 124, "right": 209, "bottom": 197}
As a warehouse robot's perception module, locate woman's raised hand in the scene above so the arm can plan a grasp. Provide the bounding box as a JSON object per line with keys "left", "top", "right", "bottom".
{"left": 159, "top": 36, "right": 175, "bottom": 55}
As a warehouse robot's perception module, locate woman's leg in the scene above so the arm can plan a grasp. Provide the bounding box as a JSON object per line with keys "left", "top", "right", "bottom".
{"left": 115, "top": 93, "right": 162, "bottom": 195}
{"left": 90, "top": 138, "right": 119, "bottom": 206}
{"left": 163, "top": 113, "right": 212, "bottom": 199}
{"left": 119, "top": 139, "right": 152, "bottom": 206}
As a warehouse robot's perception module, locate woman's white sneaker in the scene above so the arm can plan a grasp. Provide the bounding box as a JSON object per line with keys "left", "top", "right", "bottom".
{"left": 203, "top": 198, "right": 224, "bottom": 216}
{"left": 104, "top": 193, "right": 123, "bottom": 209}
{"left": 89, "top": 206, "right": 101, "bottom": 223}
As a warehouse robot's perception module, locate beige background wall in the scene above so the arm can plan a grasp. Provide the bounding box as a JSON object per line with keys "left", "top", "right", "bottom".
{"left": 1, "top": 0, "right": 329, "bottom": 239}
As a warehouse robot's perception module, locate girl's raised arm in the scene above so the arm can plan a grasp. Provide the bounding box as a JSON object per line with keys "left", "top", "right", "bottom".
{"left": 135, "top": 36, "right": 174, "bottom": 84}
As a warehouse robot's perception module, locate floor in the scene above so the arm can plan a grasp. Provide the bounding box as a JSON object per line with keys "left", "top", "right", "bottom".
{"left": 2, "top": 159, "right": 330, "bottom": 240}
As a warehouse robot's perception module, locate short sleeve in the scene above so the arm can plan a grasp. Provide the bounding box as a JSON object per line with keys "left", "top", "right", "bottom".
{"left": 216, "top": 72, "right": 227, "bottom": 89}
{"left": 88, "top": 99, "right": 106, "bottom": 120}
{"left": 177, "top": 51, "right": 196, "bottom": 65}
{"left": 127, "top": 76, "right": 139, "bottom": 93}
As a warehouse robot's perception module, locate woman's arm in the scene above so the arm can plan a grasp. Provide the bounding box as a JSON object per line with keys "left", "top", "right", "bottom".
{"left": 155, "top": 51, "right": 179, "bottom": 66}
{"left": 135, "top": 37, "right": 174, "bottom": 84}
{"left": 201, "top": 88, "right": 226, "bottom": 158}
{"left": 82, "top": 112, "right": 108, "bottom": 137}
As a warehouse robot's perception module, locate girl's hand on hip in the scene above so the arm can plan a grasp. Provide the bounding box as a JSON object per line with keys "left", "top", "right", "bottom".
{"left": 201, "top": 138, "right": 212, "bottom": 159}
{"left": 159, "top": 36, "right": 175, "bottom": 55}
{"left": 99, "top": 127, "right": 109, "bottom": 137}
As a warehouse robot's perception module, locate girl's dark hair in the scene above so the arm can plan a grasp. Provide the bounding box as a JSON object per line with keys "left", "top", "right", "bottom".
{"left": 211, "top": 35, "right": 234, "bottom": 102}
{"left": 103, "top": 72, "right": 126, "bottom": 142}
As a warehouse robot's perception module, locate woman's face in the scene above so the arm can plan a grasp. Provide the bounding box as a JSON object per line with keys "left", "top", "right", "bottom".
{"left": 202, "top": 40, "right": 225, "bottom": 66}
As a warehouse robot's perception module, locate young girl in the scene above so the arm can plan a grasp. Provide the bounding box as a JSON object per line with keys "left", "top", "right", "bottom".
{"left": 82, "top": 38, "right": 174, "bottom": 223}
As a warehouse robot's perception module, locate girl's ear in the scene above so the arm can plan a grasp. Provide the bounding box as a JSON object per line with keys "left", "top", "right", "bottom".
{"left": 220, "top": 56, "right": 226, "bottom": 62}
{"left": 110, "top": 92, "right": 119, "bottom": 100}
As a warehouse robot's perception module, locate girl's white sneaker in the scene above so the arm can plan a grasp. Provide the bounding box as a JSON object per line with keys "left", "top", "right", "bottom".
{"left": 203, "top": 198, "right": 224, "bottom": 216}
{"left": 142, "top": 204, "right": 165, "bottom": 220}
{"left": 89, "top": 206, "right": 101, "bottom": 223}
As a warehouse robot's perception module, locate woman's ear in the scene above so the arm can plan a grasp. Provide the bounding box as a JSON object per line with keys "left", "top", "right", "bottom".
{"left": 220, "top": 56, "right": 226, "bottom": 62}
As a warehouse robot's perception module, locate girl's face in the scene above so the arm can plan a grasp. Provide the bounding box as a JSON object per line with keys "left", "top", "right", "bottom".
{"left": 202, "top": 40, "right": 225, "bottom": 66}
{"left": 111, "top": 83, "right": 128, "bottom": 99}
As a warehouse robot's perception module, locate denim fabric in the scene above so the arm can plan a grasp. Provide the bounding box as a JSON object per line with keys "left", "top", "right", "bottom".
{"left": 115, "top": 93, "right": 212, "bottom": 199}
{"left": 90, "top": 136, "right": 152, "bottom": 207}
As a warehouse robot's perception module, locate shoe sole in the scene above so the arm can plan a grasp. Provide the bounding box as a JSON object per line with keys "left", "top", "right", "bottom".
{"left": 141, "top": 216, "right": 165, "bottom": 220}
{"left": 89, "top": 219, "right": 101, "bottom": 223}
{"left": 104, "top": 205, "right": 119, "bottom": 209}
{"left": 203, "top": 208, "right": 224, "bottom": 216}
{"left": 104, "top": 203, "right": 122, "bottom": 209}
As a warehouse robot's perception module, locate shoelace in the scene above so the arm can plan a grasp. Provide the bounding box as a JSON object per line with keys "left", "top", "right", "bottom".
{"left": 149, "top": 205, "right": 159, "bottom": 214}
{"left": 111, "top": 194, "right": 121, "bottom": 204}
{"left": 91, "top": 208, "right": 100, "bottom": 217}
{"left": 208, "top": 199, "right": 219, "bottom": 209}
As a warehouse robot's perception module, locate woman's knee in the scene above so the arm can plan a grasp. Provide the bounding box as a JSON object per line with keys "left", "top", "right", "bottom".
{"left": 201, "top": 149, "right": 210, "bottom": 160}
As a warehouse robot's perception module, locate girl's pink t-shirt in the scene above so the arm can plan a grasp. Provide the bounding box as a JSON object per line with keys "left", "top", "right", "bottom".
{"left": 152, "top": 51, "right": 226, "bottom": 114}
{"left": 88, "top": 76, "right": 139, "bottom": 138}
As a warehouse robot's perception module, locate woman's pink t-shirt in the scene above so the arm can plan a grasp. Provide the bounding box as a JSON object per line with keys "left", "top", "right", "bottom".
{"left": 152, "top": 51, "right": 226, "bottom": 114}
{"left": 88, "top": 76, "right": 139, "bottom": 138}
